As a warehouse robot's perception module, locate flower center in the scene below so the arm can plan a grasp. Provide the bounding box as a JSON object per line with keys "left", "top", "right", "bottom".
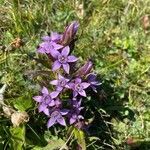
{"left": 75, "top": 83, "right": 83, "bottom": 92}
{"left": 51, "top": 111, "right": 60, "bottom": 119}
{"left": 58, "top": 79, "right": 67, "bottom": 87}
{"left": 58, "top": 55, "right": 67, "bottom": 64}
{"left": 44, "top": 95, "right": 51, "bottom": 105}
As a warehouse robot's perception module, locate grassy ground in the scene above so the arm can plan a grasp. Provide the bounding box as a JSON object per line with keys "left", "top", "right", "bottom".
{"left": 0, "top": 0, "right": 150, "bottom": 149}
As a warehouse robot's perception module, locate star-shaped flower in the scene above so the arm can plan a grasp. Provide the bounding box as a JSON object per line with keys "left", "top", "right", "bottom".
{"left": 50, "top": 74, "right": 70, "bottom": 92}
{"left": 47, "top": 109, "right": 69, "bottom": 128}
{"left": 51, "top": 46, "right": 78, "bottom": 74}
{"left": 33, "top": 87, "right": 55, "bottom": 116}
{"left": 69, "top": 78, "right": 90, "bottom": 97}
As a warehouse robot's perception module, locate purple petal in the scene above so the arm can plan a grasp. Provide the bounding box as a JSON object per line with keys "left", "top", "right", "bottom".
{"left": 50, "top": 49, "right": 60, "bottom": 58}
{"left": 78, "top": 90, "right": 86, "bottom": 97}
{"left": 60, "top": 109, "right": 69, "bottom": 115}
{"left": 51, "top": 32, "right": 62, "bottom": 41}
{"left": 37, "top": 47, "right": 46, "bottom": 54}
{"left": 41, "top": 36, "right": 51, "bottom": 41}
{"left": 81, "top": 82, "right": 90, "bottom": 89}
{"left": 56, "top": 86, "right": 63, "bottom": 92}
{"left": 47, "top": 117, "right": 56, "bottom": 128}
{"left": 50, "top": 91, "right": 59, "bottom": 98}
{"left": 52, "top": 61, "right": 61, "bottom": 71}
{"left": 73, "top": 91, "right": 78, "bottom": 97}
{"left": 52, "top": 42, "right": 63, "bottom": 50}
{"left": 49, "top": 100, "right": 55, "bottom": 107}
{"left": 57, "top": 117, "right": 66, "bottom": 126}
{"left": 68, "top": 83, "right": 74, "bottom": 89}
{"left": 67, "top": 55, "right": 78, "bottom": 62}
{"left": 75, "top": 78, "right": 82, "bottom": 84}
{"left": 70, "top": 117, "right": 76, "bottom": 124}
{"left": 61, "top": 46, "right": 70, "bottom": 56}
{"left": 33, "top": 96, "right": 43, "bottom": 102}
{"left": 43, "top": 108, "right": 49, "bottom": 116}
{"left": 41, "top": 87, "right": 49, "bottom": 94}
{"left": 50, "top": 80, "right": 58, "bottom": 85}
{"left": 38, "top": 104, "right": 47, "bottom": 112}
{"left": 63, "top": 63, "right": 70, "bottom": 74}
{"left": 58, "top": 74, "right": 64, "bottom": 79}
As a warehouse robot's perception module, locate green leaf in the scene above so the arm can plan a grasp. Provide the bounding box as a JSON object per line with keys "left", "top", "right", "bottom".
{"left": 74, "top": 128, "right": 86, "bottom": 150}
{"left": 10, "top": 125, "right": 25, "bottom": 150}
{"left": 12, "top": 93, "right": 34, "bottom": 111}
{"left": 32, "top": 137, "right": 67, "bottom": 150}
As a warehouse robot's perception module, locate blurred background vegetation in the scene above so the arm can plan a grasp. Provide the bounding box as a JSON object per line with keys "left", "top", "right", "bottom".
{"left": 0, "top": 0, "right": 150, "bottom": 149}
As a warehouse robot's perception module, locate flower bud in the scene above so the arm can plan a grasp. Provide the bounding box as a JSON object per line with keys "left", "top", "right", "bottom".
{"left": 61, "top": 21, "right": 79, "bottom": 46}
{"left": 75, "top": 61, "right": 93, "bottom": 77}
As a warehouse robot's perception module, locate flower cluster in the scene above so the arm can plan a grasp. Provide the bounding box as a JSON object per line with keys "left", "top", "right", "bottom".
{"left": 33, "top": 21, "right": 100, "bottom": 128}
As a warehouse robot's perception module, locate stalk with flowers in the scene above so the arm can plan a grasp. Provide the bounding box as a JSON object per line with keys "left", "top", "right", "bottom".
{"left": 33, "top": 21, "right": 100, "bottom": 148}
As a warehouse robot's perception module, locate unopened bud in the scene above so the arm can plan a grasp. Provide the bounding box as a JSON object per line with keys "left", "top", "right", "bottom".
{"left": 61, "top": 21, "right": 79, "bottom": 46}
{"left": 75, "top": 61, "right": 93, "bottom": 77}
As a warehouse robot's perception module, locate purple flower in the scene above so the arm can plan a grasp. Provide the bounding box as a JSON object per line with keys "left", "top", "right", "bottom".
{"left": 33, "top": 87, "right": 55, "bottom": 116}
{"left": 47, "top": 109, "right": 68, "bottom": 128}
{"left": 51, "top": 46, "right": 78, "bottom": 74}
{"left": 61, "top": 21, "right": 79, "bottom": 45}
{"left": 69, "top": 113, "right": 84, "bottom": 125}
{"left": 50, "top": 74, "right": 70, "bottom": 92}
{"left": 75, "top": 60, "right": 93, "bottom": 77}
{"left": 87, "top": 73, "right": 101, "bottom": 92}
{"left": 37, "top": 41, "right": 63, "bottom": 54}
{"left": 69, "top": 78, "right": 90, "bottom": 97}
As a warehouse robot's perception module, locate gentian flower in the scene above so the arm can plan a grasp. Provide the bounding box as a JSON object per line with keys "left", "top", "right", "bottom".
{"left": 50, "top": 74, "right": 70, "bottom": 92}
{"left": 69, "top": 78, "right": 90, "bottom": 97}
{"left": 51, "top": 46, "right": 78, "bottom": 74}
{"left": 37, "top": 32, "right": 63, "bottom": 54}
{"left": 47, "top": 109, "right": 68, "bottom": 128}
{"left": 37, "top": 41, "right": 63, "bottom": 54}
{"left": 61, "top": 21, "right": 79, "bottom": 46}
{"left": 87, "top": 73, "right": 101, "bottom": 92}
{"left": 33, "top": 87, "right": 55, "bottom": 116}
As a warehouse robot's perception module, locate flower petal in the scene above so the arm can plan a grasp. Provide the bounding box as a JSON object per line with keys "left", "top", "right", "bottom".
{"left": 49, "top": 100, "right": 55, "bottom": 107}
{"left": 50, "top": 91, "right": 59, "bottom": 99}
{"left": 42, "top": 87, "right": 49, "bottom": 94}
{"left": 47, "top": 117, "right": 56, "bottom": 128}
{"left": 70, "top": 117, "right": 76, "bottom": 125}
{"left": 52, "top": 61, "right": 61, "bottom": 71}
{"left": 53, "top": 42, "right": 63, "bottom": 50}
{"left": 75, "top": 78, "right": 82, "bottom": 83}
{"left": 61, "top": 46, "right": 70, "bottom": 56}
{"left": 57, "top": 117, "right": 66, "bottom": 126}
{"left": 38, "top": 104, "right": 47, "bottom": 112}
{"left": 78, "top": 90, "right": 86, "bottom": 97}
{"left": 41, "top": 36, "right": 51, "bottom": 41}
{"left": 67, "top": 55, "right": 78, "bottom": 62}
{"left": 63, "top": 63, "right": 70, "bottom": 74}
{"left": 33, "top": 96, "right": 43, "bottom": 102}
{"left": 43, "top": 108, "right": 49, "bottom": 116}
{"left": 50, "top": 49, "right": 60, "bottom": 59}
{"left": 60, "top": 109, "right": 69, "bottom": 115}
{"left": 56, "top": 86, "right": 63, "bottom": 92}
{"left": 73, "top": 91, "right": 78, "bottom": 97}
{"left": 81, "top": 82, "right": 90, "bottom": 89}
{"left": 50, "top": 80, "right": 58, "bottom": 85}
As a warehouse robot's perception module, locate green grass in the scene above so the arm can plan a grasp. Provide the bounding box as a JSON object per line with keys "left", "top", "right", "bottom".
{"left": 0, "top": 0, "right": 150, "bottom": 149}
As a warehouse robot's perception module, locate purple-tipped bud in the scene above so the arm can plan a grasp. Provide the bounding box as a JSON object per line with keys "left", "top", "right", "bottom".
{"left": 75, "top": 61, "right": 93, "bottom": 77}
{"left": 61, "top": 21, "right": 79, "bottom": 46}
